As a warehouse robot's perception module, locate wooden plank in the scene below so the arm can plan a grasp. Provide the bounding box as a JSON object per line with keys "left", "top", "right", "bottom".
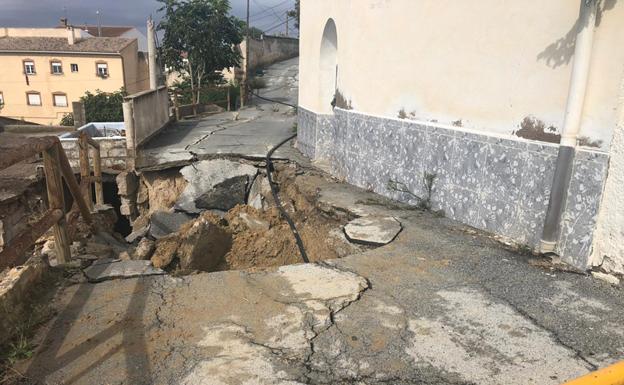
{"left": 0, "top": 136, "right": 58, "bottom": 171}
{"left": 43, "top": 146, "right": 71, "bottom": 264}
{"left": 57, "top": 146, "right": 94, "bottom": 226}
{"left": 78, "top": 132, "right": 93, "bottom": 211}
{"left": 85, "top": 136, "right": 100, "bottom": 149}
{"left": 91, "top": 147, "right": 104, "bottom": 206}
{"left": 0, "top": 209, "right": 63, "bottom": 270}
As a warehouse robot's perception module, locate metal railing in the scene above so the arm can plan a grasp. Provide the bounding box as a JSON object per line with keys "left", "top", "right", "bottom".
{"left": 0, "top": 134, "right": 101, "bottom": 270}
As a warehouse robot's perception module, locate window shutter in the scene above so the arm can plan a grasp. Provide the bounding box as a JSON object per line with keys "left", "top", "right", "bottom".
{"left": 27, "top": 93, "right": 41, "bottom": 105}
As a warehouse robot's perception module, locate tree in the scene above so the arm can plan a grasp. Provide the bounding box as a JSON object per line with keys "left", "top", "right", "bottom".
{"left": 82, "top": 89, "right": 126, "bottom": 122}
{"left": 287, "top": 0, "right": 300, "bottom": 30}
{"left": 158, "top": 0, "right": 243, "bottom": 106}
{"left": 58, "top": 88, "right": 126, "bottom": 126}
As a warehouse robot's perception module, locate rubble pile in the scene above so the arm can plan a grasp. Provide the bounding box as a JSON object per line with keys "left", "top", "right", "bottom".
{"left": 36, "top": 158, "right": 384, "bottom": 280}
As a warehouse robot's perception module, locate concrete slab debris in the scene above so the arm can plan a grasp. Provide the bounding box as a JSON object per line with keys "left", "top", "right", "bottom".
{"left": 237, "top": 212, "right": 270, "bottom": 232}
{"left": 125, "top": 225, "right": 149, "bottom": 243}
{"left": 116, "top": 171, "right": 138, "bottom": 196}
{"left": 133, "top": 238, "right": 155, "bottom": 260}
{"left": 83, "top": 260, "right": 165, "bottom": 283}
{"left": 247, "top": 174, "right": 272, "bottom": 210}
{"left": 195, "top": 175, "right": 248, "bottom": 211}
{"left": 175, "top": 159, "right": 257, "bottom": 214}
{"left": 344, "top": 216, "right": 402, "bottom": 245}
{"left": 591, "top": 272, "right": 620, "bottom": 286}
{"left": 148, "top": 211, "right": 193, "bottom": 239}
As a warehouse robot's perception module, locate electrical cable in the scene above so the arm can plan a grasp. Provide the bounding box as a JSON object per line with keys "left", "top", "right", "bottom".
{"left": 249, "top": 0, "right": 291, "bottom": 19}
{"left": 265, "top": 132, "right": 309, "bottom": 264}
{"left": 249, "top": 90, "right": 297, "bottom": 109}
{"left": 260, "top": 18, "right": 289, "bottom": 33}
{"left": 255, "top": 87, "right": 306, "bottom": 263}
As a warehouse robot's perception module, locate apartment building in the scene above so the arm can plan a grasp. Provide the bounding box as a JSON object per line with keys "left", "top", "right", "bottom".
{"left": 0, "top": 27, "right": 149, "bottom": 125}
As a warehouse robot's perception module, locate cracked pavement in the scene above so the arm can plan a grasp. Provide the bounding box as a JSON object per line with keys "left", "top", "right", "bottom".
{"left": 18, "top": 175, "right": 624, "bottom": 384}
{"left": 12, "top": 58, "right": 624, "bottom": 384}
{"left": 136, "top": 57, "right": 300, "bottom": 171}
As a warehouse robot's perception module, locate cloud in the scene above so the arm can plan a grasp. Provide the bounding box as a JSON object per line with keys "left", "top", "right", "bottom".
{"left": 0, "top": 0, "right": 295, "bottom": 35}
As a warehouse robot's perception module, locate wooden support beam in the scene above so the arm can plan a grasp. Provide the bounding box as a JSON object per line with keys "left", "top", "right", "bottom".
{"left": 91, "top": 147, "right": 104, "bottom": 206}
{"left": 57, "top": 146, "right": 94, "bottom": 226}
{"left": 0, "top": 209, "right": 64, "bottom": 270}
{"left": 0, "top": 136, "right": 58, "bottom": 171}
{"left": 78, "top": 132, "right": 93, "bottom": 211}
{"left": 43, "top": 146, "right": 71, "bottom": 264}
{"left": 85, "top": 135, "right": 100, "bottom": 149}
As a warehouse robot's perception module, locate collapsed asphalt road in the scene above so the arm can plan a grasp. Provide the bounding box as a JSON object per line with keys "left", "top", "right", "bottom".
{"left": 15, "top": 171, "right": 624, "bottom": 385}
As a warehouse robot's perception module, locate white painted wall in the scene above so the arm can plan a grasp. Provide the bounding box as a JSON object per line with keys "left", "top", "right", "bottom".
{"left": 298, "top": 0, "right": 624, "bottom": 148}
{"left": 592, "top": 76, "right": 624, "bottom": 275}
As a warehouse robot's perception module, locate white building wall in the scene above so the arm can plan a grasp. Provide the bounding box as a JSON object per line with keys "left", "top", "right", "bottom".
{"left": 299, "top": 0, "right": 624, "bottom": 148}
{"left": 297, "top": 0, "right": 624, "bottom": 270}
{"left": 592, "top": 78, "right": 624, "bottom": 275}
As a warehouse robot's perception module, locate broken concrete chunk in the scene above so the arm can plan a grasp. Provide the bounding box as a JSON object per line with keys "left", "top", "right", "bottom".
{"left": 91, "top": 232, "right": 129, "bottom": 256}
{"left": 125, "top": 225, "right": 149, "bottom": 243}
{"left": 75, "top": 254, "right": 99, "bottom": 261}
{"left": 116, "top": 172, "right": 138, "bottom": 196}
{"left": 83, "top": 260, "right": 165, "bottom": 283}
{"left": 84, "top": 242, "right": 113, "bottom": 258}
{"left": 177, "top": 217, "right": 232, "bottom": 272}
{"left": 248, "top": 174, "right": 272, "bottom": 210}
{"left": 175, "top": 159, "right": 257, "bottom": 214}
{"left": 148, "top": 211, "right": 193, "bottom": 239}
{"left": 591, "top": 272, "right": 620, "bottom": 286}
{"left": 344, "top": 216, "right": 402, "bottom": 246}
{"left": 133, "top": 238, "right": 156, "bottom": 260}
{"left": 151, "top": 234, "right": 181, "bottom": 269}
{"left": 195, "top": 175, "right": 248, "bottom": 211}
{"left": 120, "top": 196, "right": 137, "bottom": 216}
{"left": 238, "top": 212, "right": 270, "bottom": 232}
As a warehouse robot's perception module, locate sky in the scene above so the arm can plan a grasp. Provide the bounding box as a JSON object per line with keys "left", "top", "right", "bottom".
{"left": 0, "top": 0, "right": 297, "bottom": 35}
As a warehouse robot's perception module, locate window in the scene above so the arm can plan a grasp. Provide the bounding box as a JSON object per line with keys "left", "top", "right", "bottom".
{"left": 26, "top": 92, "right": 41, "bottom": 106}
{"left": 96, "top": 62, "right": 109, "bottom": 78}
{"left": 53, "top": 93, "right": 68, "bottom": 107}
{"left": 71, "top": 63, "right": 79, "bottom": 72}
{"left": 23, "top": 60, "right": 35, "bottom": 75}
{"left": 50, "top": 61, "right": 63, "bottom": 75}
{"left": 0, "top": 92, "right": 4, "bottom": 106}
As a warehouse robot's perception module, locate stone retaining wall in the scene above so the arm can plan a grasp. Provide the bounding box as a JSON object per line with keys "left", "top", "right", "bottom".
{"left": 297, "top": 107, "right": 609, "bottom": 269}
{"left": 61, "top": 137, "right": 127, "bottom": 171}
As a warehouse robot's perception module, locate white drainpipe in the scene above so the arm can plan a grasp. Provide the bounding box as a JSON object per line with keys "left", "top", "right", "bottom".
{"left": 540, "top": 0, "right": 598, "bottom": 253}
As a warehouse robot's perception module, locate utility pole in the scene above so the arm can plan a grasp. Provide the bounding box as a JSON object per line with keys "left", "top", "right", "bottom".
{"left": 147, "top": 17, "right": 158, "bottom": 90}
{"left": 241, "top": 0, "right": 250, "bottom": 107}
{"left": 286, "top": 12, "right": 289, "bottom": 37}
{"left": 96, "top": 10, "right": 102, "bottom": 37}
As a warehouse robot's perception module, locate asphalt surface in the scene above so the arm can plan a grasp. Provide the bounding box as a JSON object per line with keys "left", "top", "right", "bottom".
{"left": 12, "top": 58, "right": 624, "bottom": 384}
{"left": 136, "top": 57, "right": 299, "bottom": 171}
{"left": 17, "top": 171, "right": 624, "bottom": 385}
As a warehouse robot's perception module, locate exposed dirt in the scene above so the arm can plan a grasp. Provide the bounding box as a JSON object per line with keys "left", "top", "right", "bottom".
{"left": 137, "top": 162, "right": 364, "bottom": 273}
{"left": 217, "top": 165, "right": 361, "bottom": 271}
{"left": 137, "top": 169, "right": 188, "bottom": 215}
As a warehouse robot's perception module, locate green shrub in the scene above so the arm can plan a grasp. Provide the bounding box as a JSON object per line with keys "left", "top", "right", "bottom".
{"left": 60, "top": 113, "right": 74, "bottom": 126}
{"left": 82, "top": 88, "right": 126, "bottom": 123}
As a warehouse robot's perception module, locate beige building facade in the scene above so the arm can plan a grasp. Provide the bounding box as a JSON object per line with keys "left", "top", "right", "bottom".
{"left": 0, "top": 28, "right": 149, "bottom": 125}
{"left": 297, "top": 0, "right": 624, "bottom": 274}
